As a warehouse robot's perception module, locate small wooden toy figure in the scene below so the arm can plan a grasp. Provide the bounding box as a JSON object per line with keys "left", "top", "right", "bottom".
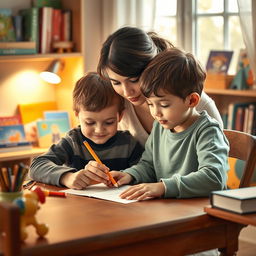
{"left": 15, "top": 186, "right": 49, "bottom": 241}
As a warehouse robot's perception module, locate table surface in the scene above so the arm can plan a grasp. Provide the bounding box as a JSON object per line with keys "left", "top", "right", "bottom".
{"left": 0, "top": 185, "right": 246, "bottom": 256}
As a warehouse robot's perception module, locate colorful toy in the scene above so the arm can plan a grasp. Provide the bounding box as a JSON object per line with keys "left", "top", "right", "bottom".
{"left": 14, "top": 186, "right": 49, "bottom": 241}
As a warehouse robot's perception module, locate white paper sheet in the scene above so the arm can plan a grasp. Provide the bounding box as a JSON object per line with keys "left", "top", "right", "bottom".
{"left": 61, "top": 183, "right": 137, "bottom": 204}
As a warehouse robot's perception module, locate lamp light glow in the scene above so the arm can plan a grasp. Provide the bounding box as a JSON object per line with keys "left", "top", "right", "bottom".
{"left": 40, "top": 59, "right": 64, "bottom": 84}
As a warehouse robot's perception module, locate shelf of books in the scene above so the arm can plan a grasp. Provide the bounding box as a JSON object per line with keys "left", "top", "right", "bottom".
{"left": 0, "top": 0, "right": 83, "bottom": 60}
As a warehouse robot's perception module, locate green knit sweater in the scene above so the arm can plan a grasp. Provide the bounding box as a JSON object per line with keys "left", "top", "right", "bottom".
{"left": 123, "top": 111, "right": 230, "bottom": 198}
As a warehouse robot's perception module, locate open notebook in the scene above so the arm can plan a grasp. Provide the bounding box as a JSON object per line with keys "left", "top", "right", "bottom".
{"left": 61, "top": 183, "right": 137, "bottom": 204}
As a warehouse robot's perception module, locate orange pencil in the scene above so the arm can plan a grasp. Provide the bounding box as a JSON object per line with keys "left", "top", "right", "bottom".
{"left": 83, "top": 141, "right": 118, "bottom": 187}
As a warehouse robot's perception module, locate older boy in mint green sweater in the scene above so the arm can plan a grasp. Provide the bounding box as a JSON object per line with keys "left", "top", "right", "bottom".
{"left": 109, "top": 48, "right": 229, "bottom": 200}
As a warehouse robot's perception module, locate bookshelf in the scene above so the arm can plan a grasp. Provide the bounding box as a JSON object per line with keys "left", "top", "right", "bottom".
{"left": 205, "top": 88, "right": 256, "bottom": 134}
{"left": 0, "top": 0, "right": 85, "bottom": 168}
{"left": 0, "top": 0, "right": 84, "bottom": 60}
{"left": 205, "top": 89, "right": 256, "bottom": 115}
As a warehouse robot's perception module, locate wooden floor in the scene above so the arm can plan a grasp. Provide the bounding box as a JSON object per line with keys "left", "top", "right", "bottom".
{"left": 238, "top": 240, "right": 256, "bottom": 256}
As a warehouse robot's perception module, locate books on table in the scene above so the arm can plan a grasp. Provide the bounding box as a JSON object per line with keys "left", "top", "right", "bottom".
{"left": 210, "top": 187, "right": 256, "bottom": 214}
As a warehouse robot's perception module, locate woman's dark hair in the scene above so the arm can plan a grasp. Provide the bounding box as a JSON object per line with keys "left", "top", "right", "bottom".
{"left": 97, "top": 26, "right": 173, "bottom": 79}
{"left": 140, "top": 48, "right": 206, "bottom": 100}
{"left": 73, "top": 72, "right": 124, "bottom": 113}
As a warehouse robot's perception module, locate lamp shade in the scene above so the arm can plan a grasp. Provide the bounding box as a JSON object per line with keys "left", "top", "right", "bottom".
{"left": 40, "top": 59, "right": 64, "bottom": 84}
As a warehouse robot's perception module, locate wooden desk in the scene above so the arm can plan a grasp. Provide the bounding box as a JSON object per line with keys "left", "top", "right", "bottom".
{"left": 0, "top": 186, "right": 246, "bottom": 256}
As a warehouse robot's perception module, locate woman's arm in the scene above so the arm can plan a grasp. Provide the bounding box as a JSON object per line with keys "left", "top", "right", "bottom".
{"left": 197, "top": 91, "right": 224, "bottom": 129}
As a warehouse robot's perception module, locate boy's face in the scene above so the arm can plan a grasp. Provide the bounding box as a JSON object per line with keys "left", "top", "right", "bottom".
{"left": 146, "top": 90, "right": 195, "bottom": 133}
{"left": 77, "top": 105, "right": 122, "bottom": 144}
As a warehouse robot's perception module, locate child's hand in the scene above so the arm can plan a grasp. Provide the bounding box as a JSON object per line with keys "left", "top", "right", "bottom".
{"left": 120, "top": 182, "right": 165, "bottom": 201}
{"left": 110, "top": 171, "right": 133, "bottom": 186}
{"left": 60, "top": 161, "right": 110, "bottom": 189}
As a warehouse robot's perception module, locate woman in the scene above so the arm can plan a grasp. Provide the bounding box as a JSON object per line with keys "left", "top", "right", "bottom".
{"left": 97, "top": 26, "right": 223, "bottom": 146}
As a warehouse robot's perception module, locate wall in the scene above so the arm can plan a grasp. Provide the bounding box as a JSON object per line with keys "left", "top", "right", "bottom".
{"left": 83, "top": 0, "right": 102, "bottom": 73}
{"left": 0, "top": 60, "right": 56, "bottom": 116}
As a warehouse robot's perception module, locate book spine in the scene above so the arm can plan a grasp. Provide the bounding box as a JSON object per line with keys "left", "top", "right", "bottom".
{"left": 247, "top": 104, "right": 255, "bottom": 134}
{"left": 61, "top": 10, "right": 72, "bottom": 41}
{"left": 227, "top": 103, "right": 234, "bottom": 129}
{"left": 243, "top": 107, "right": 249, "bottom": 133}
{"left": 0, "top": 141, "right": 31, "bottom": 148}
{"left": 19, "top": 8, "right": 39, "bottom": 52}
{"left": 52, "top": 9, "right": 62, "bottom": 42}
{"left": 13, "top": 15, "right": 23, "bottom": 41}
{"left": 0, "top": 48, "right": 37, "bottom": 55}
{"left": 40, "top": 7, "right": 53, "bottom": 53}
{"left": 31, "top": 7, "right": 39, "bottom": 51}
{"left": 0, "top": 41, "right": 36, "bottom": 49}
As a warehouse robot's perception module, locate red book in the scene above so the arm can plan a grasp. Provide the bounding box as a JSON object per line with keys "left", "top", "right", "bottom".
{"left": 234, "top": 107, "right": 245, "bottom": 132}
{"left": 52, "top": 9, "right": 62, "bottom": 43}
{"left": 0, "top": 115, "right": 21, "bottom": 126}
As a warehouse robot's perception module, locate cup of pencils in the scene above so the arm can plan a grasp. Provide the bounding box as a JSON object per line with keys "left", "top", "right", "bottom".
{"left": 0, "top": 163, "right": 28, "bottom": 203}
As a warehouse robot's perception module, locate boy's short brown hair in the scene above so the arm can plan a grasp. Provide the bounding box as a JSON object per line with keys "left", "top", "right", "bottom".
{"left": 73, "top": 72, "right": 124, "bottom": 114}
{"left": 140, "top": 48, "right": 206, "bottom": 100}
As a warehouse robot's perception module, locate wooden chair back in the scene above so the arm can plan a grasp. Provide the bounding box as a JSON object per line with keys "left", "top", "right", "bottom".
{"left": 224, "top": 129, "right": 256, "bottom": 188}
{"left": 0, "top": 202, "right": 20, "bottom": 256}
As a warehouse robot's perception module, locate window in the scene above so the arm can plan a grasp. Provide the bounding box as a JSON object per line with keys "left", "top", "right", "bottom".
{"left": 154, "top": 0, "right": 245, "bottom": 74}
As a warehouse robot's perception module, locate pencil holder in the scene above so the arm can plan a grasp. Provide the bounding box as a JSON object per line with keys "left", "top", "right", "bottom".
{"left": 0, "top": 191, "right": 23, "bottom": 203}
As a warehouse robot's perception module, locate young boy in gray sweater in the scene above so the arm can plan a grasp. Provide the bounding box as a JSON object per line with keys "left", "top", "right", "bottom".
{"left": 30, "top": 72, "right": 143, "bottom": 189}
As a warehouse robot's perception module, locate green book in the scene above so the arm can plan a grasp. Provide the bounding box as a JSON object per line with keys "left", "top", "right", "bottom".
{"left": 19, "top": 8, "right": 39, "bottom": 52}
{"left": 0, "top": 48, "right": 37, "bottom": 55}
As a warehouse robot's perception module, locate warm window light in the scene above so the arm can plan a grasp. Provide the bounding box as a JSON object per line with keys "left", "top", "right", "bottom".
{"left": 40, "top": 59, "right": 64, "bottom": 84}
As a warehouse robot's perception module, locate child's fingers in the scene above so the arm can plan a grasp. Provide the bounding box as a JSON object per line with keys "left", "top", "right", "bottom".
{"left": 120, "top": 186, "right": 138, "bottom": 198}
{"left": 83, "top": 163, "right": 109, "bottom": 182}
{"left": 88, "top": 161, "right": 109, "bottom": 172}
{"left": 120, "top": 184, "right": 150, "bottom": 200}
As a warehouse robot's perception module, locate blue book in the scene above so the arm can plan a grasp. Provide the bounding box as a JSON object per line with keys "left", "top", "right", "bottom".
{"left": 44, "top": 110, "right": 71, "bottom": 129}
{"left": 0, "top": 125, "right": 32, "bottom": 152}
{"left": 13, "top": 15, "right": 23, "bottom": 41}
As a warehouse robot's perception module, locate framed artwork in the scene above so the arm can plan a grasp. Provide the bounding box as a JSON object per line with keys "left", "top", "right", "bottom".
{"left": 206, "top": 50, "right": 233, "bottom": 74}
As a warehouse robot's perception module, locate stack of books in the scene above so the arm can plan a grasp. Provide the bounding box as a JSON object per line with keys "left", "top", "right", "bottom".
{"left": 0, "top": 41, "right": 37, "bottom": 55}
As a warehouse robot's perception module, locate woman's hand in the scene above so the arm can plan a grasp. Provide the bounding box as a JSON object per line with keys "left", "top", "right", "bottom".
{"left": 120, "top": 182, "right": 165, "bottom": 201}
{"left": 60, "top": 161, "right": 110, "bottom": 189}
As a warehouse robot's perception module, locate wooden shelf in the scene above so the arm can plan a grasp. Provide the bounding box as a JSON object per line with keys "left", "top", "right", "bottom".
{"left": 0, "top": 147, "right": 47, "bottom": 162}
{"left": 0, "top": 52, "right": 83, "bottom": 62}
{"left": 205, "top": 89, "right": 256, "bottom": 97}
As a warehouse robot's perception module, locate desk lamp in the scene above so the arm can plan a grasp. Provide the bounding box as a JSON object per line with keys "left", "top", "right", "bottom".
{"left": 40, "top": 59, "right": 64, "bottom": 84}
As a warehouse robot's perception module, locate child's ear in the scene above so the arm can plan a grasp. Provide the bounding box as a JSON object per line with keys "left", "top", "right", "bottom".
{"left": 187, "top": 93, "right": 200, "bottom": 107}
{"left": 118, "top": 111, "right": 124, "bottom": 122}
{"left": 74, "top": 111, "right": 79, "bottom": 117}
